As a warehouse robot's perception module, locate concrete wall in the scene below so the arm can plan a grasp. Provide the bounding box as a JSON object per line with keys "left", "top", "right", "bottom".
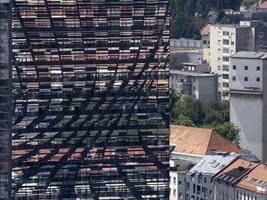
{"left": 262, "top": 59, "right": 267, "bottom": 163}
{"left": 230, "top": 93, "right": 263, "bottom": 160}
{"left": 230, "top": 57, "right": 263, "bottom": 91}
{"left": 0, "top": 1, "right": 10, "bottom": 200}
{"left": 198, "top": 75, "right": 218, "bottom": 104}
{"left": 214, "top": 182, "right": 235, "bottom": 200}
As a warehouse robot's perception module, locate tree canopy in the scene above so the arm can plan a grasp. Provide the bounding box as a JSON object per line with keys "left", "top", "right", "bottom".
{"left": 170, "top": 0, "right": 243, "bottom": 39}
{"left": 171, "top": 93, "right": 240, "bottom": 144}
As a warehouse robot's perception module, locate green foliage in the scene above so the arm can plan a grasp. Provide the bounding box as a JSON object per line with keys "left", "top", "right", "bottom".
{"left": 241, "top": 0, "right": 257, "bottom": 9}
{"left": 171, "top": 95, "right": 240, "bottom": 143}
{"left": 170, "top": 58, "right": 183, "bottom": 70}
{"left": 172, "top": 96, "right": 205, "bottom": 126}
{"left": 207, "top": 123, "right": 240, "bottom": 145}
{"left": 174, "top": 114, "right": 195, "bottom": 127}
{"left": 170, "top": 0, "right": 243, "bottom": 38}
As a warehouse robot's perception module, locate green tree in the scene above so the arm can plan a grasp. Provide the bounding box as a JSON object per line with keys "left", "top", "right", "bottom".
{"left": 172, "top": 96, "right": 205, "bottom": 125}
{"left": 171, "top": 93, "right": 239, "bottom": 143}
{"left": 174, "top": 114, "right": 195, "bottom": 127}
{"left": 241, "top": 0, "right": 257, "bottom": 9}
{"left": 208, "top": 122, "right": 240, "bottom": 144}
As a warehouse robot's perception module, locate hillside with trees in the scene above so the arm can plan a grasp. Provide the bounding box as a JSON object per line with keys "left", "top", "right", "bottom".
{"left": 170, "top": 0, "right": 243, "bottom": 39}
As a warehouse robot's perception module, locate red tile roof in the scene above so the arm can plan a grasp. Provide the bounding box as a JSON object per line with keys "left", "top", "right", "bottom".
{"left": 170, "top": 125, "right": 243, "bottom": 155}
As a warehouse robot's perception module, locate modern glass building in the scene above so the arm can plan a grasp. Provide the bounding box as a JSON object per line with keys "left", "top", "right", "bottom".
{"left": 12, "top": 0, "right": 169, "bottom": 199}
{"left": 0, "top": 1, "right": 11, "bottom": 199}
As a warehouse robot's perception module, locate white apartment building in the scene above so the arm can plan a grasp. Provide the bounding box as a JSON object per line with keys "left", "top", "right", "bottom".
{"left": 210, "top": 24, "right": 255, "bottom": 100}
{"left": 169, "top": 159, "right": 194, "bottom": 200}
{"left": 179, "top": 153, "right": 238, "bottom": 200}
{"left": 213, "top": 158, "right": 267, "bottom": 200}
{"left": 229, "top": 51, "right": 267, "bottom": 163}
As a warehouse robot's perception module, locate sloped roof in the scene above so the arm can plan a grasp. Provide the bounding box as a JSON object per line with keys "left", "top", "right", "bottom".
{"left": 237, "top": 163, "right": 267, "bottom": 194}
{"left": 189, "top": 154, "right": 238, "bottom": 175}
{"left": 213, "top": 158, "right": 259, "bottom": 185}
{"left": 200, "top": 24, "right": 211, "bottom": 36}
{"left": 251, "top": 0, "right": 267, "bottom": 9}
{"left": 170, "top": 125, "right": 242, "bottom": 155}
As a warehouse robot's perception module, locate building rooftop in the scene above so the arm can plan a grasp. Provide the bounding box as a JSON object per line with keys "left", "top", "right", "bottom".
{"left": 251, "top": 0, "right": 267, "bottom": 9}
{"left": 231, "top": 51, "right": 267, "bottom": 59}
{"left": 170, "top": 70, "right": 215, "bottom": 77}
{"left": 213, "top": 158, "right": 258, "bottom": 185}
{"left": 237, "top": 163, "right": 267, "bottom": 194}
{"left": 189, "top": 153, "right": 238, "bottom": 175}
{"left": 200, "top": 24, "right": 211, "bottom": 36}
{"left": 170, "top": 125, "right": 243, "bottom": 156}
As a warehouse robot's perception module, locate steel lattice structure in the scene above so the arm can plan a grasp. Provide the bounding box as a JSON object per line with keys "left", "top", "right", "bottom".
{"left": 12, "top": 0, "right": 169, "bottom": 199}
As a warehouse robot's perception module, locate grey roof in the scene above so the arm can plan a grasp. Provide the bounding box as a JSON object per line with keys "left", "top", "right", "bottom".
{"left": 231, "top": 51, "right": 267, "bottom": 59}
{"left": 188, "top": 153, "right": 238, "bottom": 175}
{"left": 170, "top": 70, "right": 216, "bottom": 77}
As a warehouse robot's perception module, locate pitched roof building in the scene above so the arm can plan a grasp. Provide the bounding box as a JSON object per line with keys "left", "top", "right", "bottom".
{"left": 170, "top": 125, "right": 243, "bottom": 156}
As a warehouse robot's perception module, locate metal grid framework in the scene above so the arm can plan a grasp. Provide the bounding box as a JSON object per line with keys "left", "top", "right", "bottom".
{"left": 0, "top": 2, "right": 11, "bottom": 200}
{"left": 12, "top": 0, "right": 169, "bottom": 199}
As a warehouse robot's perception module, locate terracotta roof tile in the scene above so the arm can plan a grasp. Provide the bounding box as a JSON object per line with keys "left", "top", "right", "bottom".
{"left": 213, "top": 158, "right": 258, "bottom": 184}
{"left": 237, "top": 163, "right": 267, "bottom": 194}
{"left": 170, "top": 125, "right": 242, "bottom": 155}
{"left": 200, "top": 24, "right": 211, "bottom": 36}
{"left": 251, "top": 0, "right": 267, "bottom": 8}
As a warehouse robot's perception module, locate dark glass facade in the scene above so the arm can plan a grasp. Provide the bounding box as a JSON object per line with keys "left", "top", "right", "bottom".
{"left": 0, "top": 1, "right": 11, "bottom": 199}
{"left": 12, "top": 0, "right": 169, "bottom": 199}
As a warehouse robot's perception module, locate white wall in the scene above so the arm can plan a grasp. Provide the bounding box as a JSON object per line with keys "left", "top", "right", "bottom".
{"left": 230, "top": 58, "right": 263, "bottom": 91}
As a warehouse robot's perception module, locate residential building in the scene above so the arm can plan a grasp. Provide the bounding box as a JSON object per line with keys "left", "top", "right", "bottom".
{"left": 182, "top": 153, "right": 238, "bottom": 200}
{"left": 210, "top": 24, "right": 255, "bottom": 100}
{"left": 230, "top": 51, "right": 267, "bottom": 162}
{"left": 170, "top": 125, "right": 242, "bottom": 163}
{"left": 171, "top": 50, "right": 203, "bottom": 65}
{"left": 12, "top": 0, "right": 169, "bottom": 199}
{"left": 201, "top": 24, "right": 211, "bottom": 48}
{"left": 170, "top": 69, "right": 218, "bottom": 103}
{"left": 213, "top": 158, "right": 261, "bottom": 200}
{"left": 169, "top": 125, "right": 244, "bottom": 200}
{"left": 235, "top": 163, "right": 267, "bottom": 200}
{"left": 240, "top": 20, "right": 267, "bottom": 51}
{"left": 169, "top": 158, "right": 193, "bottom": 200}
{"left": 170, "top": 38, "right": 203, "bottom": 49}
{"left": 0, "top": 1, "right": 11, "bottom": 200}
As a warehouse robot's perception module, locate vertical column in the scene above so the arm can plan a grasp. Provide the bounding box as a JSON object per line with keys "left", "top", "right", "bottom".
{"left": 0, "top": 1, "right": 11, "bottom": 199}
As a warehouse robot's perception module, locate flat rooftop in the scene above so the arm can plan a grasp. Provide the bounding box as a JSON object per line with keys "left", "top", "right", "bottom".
{"left": 231, "top": 51, "right": 267, "bottom": 59}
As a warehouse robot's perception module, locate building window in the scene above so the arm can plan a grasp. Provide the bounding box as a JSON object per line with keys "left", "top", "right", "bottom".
{"left": 260, "top": 32, "right": 264, "bottom": 37}
{"left": 173, "top": 177, "right": 176, "bottom": 184}
{"left": 178, "top": 180, "right": 182, "bottom": 186}
{"left": 218, "top": 66, "right": 221, "bottom": 70}
{"left": 257, "top": 77, "right": 260, "bottom": 82}
{"left": 231, "top": 41, "right": 235, "bottom": 45}
{"left": 259, "top": 41, "right": 263, "bottom": 45}
{"left": 222, "top": 74, "right": 229, "bottom": 79}
{"left": 233, "top": 65, "right": 236, "bottom": 70}
{"left": 257, "top": 66, "right": 261, "bottom": 71}
{"left": 223, "top": 39, "right": 229, "bottom": 45}
{"left": 223, "top": 65, "right": 229, "bottom": 71}
{"left": 222, "top": 56, "right": 229, "bottom": 62}
{"left": 244, "top": 77, "right": 248, "bottom": 81}
{"left": 223, "top": 31, "right": 229, "bottom": 36}
{"left": 173, "top": 189, "right": 176, "bottom": 196}
{"left": 223, "top": 48, "right": 229, "bottom": 53}
{"left": 244, "top": 66, "right": 248, "bottom": 70}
